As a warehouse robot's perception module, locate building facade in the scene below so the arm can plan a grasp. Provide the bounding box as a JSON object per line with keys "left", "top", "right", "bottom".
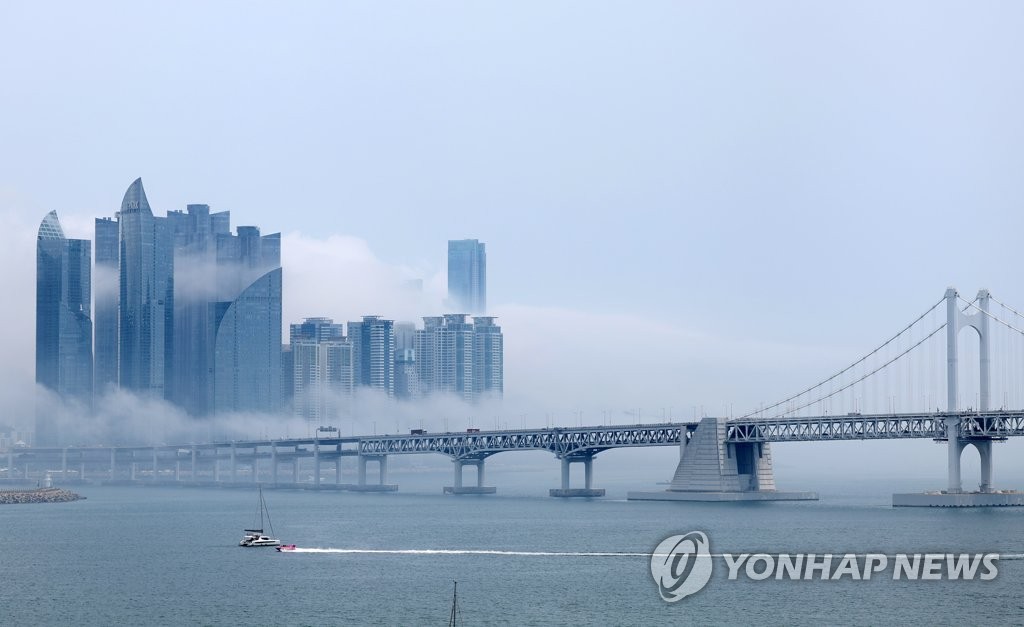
{"left": 291, "top": 317, "right": 354, "bottom": 422}
{"left": 93, "top": 216, "right": 118, "bottom": 394}
{"left": 116, "top": 178, "right": 173, "bottom": 397}
{"left": 349, "top": 315, "right": 395, "bottom": 397}
{"left": 413, "top": 314, "right": 501, "bottom": 403}
{"left": 36, "top": 211, "right": 93, "bottom": 445}
{"left": 447, "top": 239, "right": 486, "bottom": 313}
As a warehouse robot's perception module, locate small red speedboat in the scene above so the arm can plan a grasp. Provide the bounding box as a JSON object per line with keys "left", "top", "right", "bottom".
{"left": 276, "top": 544, "right": 297, "bottom": 552}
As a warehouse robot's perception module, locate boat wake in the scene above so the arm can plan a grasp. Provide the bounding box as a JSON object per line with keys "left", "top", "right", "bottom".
{"left": 277, "top": 548, "right": 649, "bottom": 557}
{"left": 276, "top": 549, "right": 1024, "bottom": 560}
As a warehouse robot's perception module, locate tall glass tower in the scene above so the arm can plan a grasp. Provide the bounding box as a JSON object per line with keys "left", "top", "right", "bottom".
{"left": 117, "top": 178, "right": 173, "bottom": 397}
{"left": 36, "top": 211, "right": 93, "bottom": 445}
{"left": 447, "top": 239, "right": 486, "bottom": 313}
{"left": 93, "top": 216, "right": 119, "bottom": 394}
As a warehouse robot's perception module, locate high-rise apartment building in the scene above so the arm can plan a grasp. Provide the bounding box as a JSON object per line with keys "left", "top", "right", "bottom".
{"left": 291, "top": 317, "right": 353, "bottom": 422}
{"left": 349, "top": 316, "right": 395, "bottom": 396}
{"left": 413, "top": 314, "right": 503, "bottom": 402}
{"left": 472, "top": 317, "right": 503, "bottom": 399}
{"left": 291, "top": 317, "right": 344, "bottom": 344}
{"left": 447, "top": 239, "right": 486, "bottom": 313}
{"left": 36, "top": 211, "right": 93, "bottom": 445}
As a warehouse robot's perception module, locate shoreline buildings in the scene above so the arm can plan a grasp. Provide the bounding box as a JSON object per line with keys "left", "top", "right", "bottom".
{"left": 288, "top": 313, "right": 502, "bottom": 416}
{"left": 35, "top": 211, "right": 93, "bottom": 445}
{"left": 93, "top": 178, "right": 282, "bottom": 416}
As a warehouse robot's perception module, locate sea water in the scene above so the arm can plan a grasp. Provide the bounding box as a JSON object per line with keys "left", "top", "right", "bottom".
{"left": 2, "top": 477, "right": 1022, "bottom": 626}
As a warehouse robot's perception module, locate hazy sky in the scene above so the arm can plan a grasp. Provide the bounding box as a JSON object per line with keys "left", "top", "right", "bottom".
{"left": 3, "top": 2, "right": 1024, "bottom": 483}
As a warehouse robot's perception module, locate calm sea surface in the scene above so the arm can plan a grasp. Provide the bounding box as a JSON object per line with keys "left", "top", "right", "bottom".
{"left": 2, "top": 478, "right": 1023, "bottom": 626}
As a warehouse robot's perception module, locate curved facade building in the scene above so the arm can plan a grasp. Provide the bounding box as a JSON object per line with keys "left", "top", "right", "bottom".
{"left": 214, "top": 268, "right": 282, "bottom": 414}
{"left": 36, "top": 211, "right": 93, "bottom": 445}
{"left": 118, "top": 178, "right": 173, "bottom": 396}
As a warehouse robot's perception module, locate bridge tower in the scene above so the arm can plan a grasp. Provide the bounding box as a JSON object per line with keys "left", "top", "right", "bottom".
{"left": 944, "top": 287, "right": 994, "bottom": 493}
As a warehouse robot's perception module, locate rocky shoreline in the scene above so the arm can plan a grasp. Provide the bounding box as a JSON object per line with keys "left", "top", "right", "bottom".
{"left": 0, "top": 488, "right": 85, "bottom": 504}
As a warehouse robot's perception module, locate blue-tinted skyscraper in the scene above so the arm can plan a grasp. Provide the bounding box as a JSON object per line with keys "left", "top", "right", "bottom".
{"left": 214, "top": 268, "right": 282, "bottom": 414}
{"left": 447, "top": 239, "right": 486, "bottom": 313}
{"left": 168, "top": 204, "right": 282, "bottom": 416}
{"left": 36, "top": 211, "right": 93, "bottom": 445}
{"left": 93, "top": 217, "right": 119, "bottom": 394}
{"left": 117, "top": 178, "right": 173, "bottom": 397}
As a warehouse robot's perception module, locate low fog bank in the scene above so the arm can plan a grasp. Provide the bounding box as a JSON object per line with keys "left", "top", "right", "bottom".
{"left": 5, "top": 207, "right": 1024, "bottom": 483}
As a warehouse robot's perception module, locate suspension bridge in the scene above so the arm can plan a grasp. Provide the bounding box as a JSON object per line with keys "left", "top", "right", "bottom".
{"left": 8, "top": 287, "right": 1024, "bottom": 506}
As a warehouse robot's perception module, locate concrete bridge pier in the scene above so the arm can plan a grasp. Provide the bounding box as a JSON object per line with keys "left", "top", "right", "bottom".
{"left": 444, "top": 458, "right": 496, "bottom": 494}
{"left": 271, "top": 443, "right": 278, "bottom": 486}
{"left": 550, "top": 454, "right": 605, "bottom": 497}
{"left": 314, "top": 441, "right": 321, "bottom": 488}
{"left": 230, "top": 445, "right": 237, "bottom": 484}
{"left": 191, "top": 446, "right": 197, "bottom": 482}
{"left": 628, "top": 416, "right": 817, "bottom": 502}
{"left": 109, "top": 448, "right": 116, "bottom": 480}
{"left": 353, "top": 455, "right": 397, "bottom": 492}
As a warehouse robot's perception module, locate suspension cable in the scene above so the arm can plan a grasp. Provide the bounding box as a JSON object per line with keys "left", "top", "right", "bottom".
{"left": 988, "top": 295, "right": 1024, "bottom": 321}
{"left": 761, "top": 322, "right": 948, "bottom": 419}
{"left": 737, "top": 296, "right": 946, "bottom": 419}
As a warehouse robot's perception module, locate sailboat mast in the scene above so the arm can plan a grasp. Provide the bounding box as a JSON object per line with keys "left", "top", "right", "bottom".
{"left": 448, "top": 581, "right": 458, "bottom": 627}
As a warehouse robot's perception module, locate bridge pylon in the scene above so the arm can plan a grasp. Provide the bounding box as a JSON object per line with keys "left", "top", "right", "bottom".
{"left": 944, "top": 287, "right": 994, "bottom": 494}
{"left": 628, "top": 417, "right": 817, "bottom": 502}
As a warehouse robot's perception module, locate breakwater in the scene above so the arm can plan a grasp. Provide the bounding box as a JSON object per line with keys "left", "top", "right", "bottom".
{"left": 0, "top": 487, "right": 84, "bottom": 504}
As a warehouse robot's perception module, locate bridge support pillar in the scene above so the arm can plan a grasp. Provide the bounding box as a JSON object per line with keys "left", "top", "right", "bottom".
{"left": 79, "top": 462, "right": 85, "bottom": 481}
{"left": 191, "top": 446, "right": 197, "bottom": 481}
{"left": 230, "top": 445, "right": 237, "bottom": 483}
{"left": 551, "top": 455, "right": 604, "bottom": 497}
{"left": 335, "top": 458, "right": 342, "bottom": 485}
{"left": 353, "top": 455, "right": 397, "bottom": 492}
{"left": 314, "top": 441, "right": 321, "bottom": 488}
{"left": 175, "top": 460, "right": 180, "bottom": 482}
{"left": 252, "top": 454, "right": 259, "bottom": 483}
{"left": 445, "top": 458, "right": 496, "bottom": 494}
{"left": 152, "top": 448, "right": 158, "bottom": 482}
{"left": 271, "top": 443, "right": 278, "bottom": 486}
{"left": 110, "top": 448, "right": 115, "bottom": 480}
{"left": 977, "top": 439, "right": 993, "bottom": 493}
{"left": 61, "top": 448, "right": 67, "bottom": 481}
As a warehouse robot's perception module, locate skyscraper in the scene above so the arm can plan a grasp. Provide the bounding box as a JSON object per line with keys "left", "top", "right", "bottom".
{"left": 167, "top": 204, "right": 281, "bottom": 416}
{"left": 213, "top": 268, "right": 283, "bottom": 414}
{"left": 98, "top": 179, "right": 284, "bottom": 416}
{"left": 117, "top": 178, "right": 173, "bottom": 397}
{"left": 36, "top": 211, "right": 93, "bottom": 445}
{"left": 472, "top": 317, "right": 503, "bottom": 399}
{"left": 93, "top": 216, "right": 118, "bottom": 394}
{"left": 349, "top": 315, "right": 395, "bottom": 396}
{"left": 447, "top": 239, "right": 486, "bottom": 313}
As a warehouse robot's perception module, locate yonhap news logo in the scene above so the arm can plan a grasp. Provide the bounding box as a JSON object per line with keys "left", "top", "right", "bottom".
{"left": 650, "top": 531, "right": 1000, "bottom": 602}
{"left": 650, "top": 532, "right": 714, "bottom": 602}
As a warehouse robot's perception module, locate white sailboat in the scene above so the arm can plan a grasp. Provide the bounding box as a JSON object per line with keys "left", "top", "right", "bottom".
{"left": 239, "top": 486, "right": 281, "bottom": 547}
